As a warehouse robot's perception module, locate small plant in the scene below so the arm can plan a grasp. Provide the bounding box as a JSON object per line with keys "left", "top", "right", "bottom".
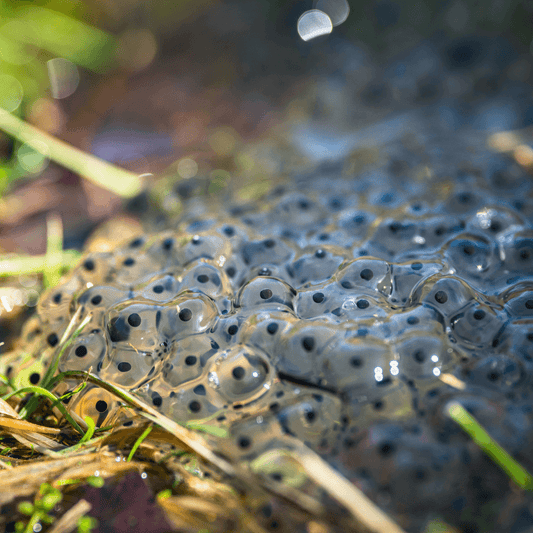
{"left": 77, "top": 515, "right": 98, "bottom": 533}
{"left": 16, "top": 482, "right": 62, "bottom": 532}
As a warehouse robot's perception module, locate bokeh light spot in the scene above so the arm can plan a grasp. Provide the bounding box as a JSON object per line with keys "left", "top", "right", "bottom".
{"left": 116, "top": 29, "right": 158, "bottom": 72}
{"left": 0, "top": 74, "right": 23, "bottom": 112}
{"left": 315, "top": 0, "right": 350, "bottom": 26}
{"left": 17, "top": 140, "right": 49, "bottom": 173}
{"left": 208, "top": 128, "right": 238, "bottom": 156}
{"left": 47, "top": 58, "right": 80, "bottom": 99}
{"left": 177, "top": 158, "right": 198, "bottom": 180}
{"left": 297, "top": 10, "right": 333, "bottom": 41}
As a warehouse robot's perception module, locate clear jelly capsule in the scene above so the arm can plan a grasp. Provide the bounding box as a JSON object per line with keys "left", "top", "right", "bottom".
{"left": 37, "top": 276, "right": 81, "bottom": 325}
{"left": 177, "top": 263, "right": 233, "bottom": 311}
{"left": 137, "top": 274, "right": 180, "bottom": 302}
{"left": 143, "top": 233, "right": 182, "bottom": 270}
{"left": 450, "top": 304, "right": 506, "bottom": 349}
{"left": 387, "top": 305, "right": 444, "bottom": 338}
{"left": 240, "top": 238, "right": 296, "bottom": 268}
{"left": 157, "top": 292, "right": 219, "bottom": 340}
{"left": 333, "top": 293, "right": 389, "bottom": 321}
{"left": 222, "top": 412, "right": 286, "bottom": 459}
{"left": 286, "top": 246, "right": 347, "bottom": 288}
{"left": 106, "top": 302, "right": 165, "bottom": 352}
{"left": 77, "top": 285, "right": 129, "bottom": 311}
{"left": 207, "top": 344, "right": 273, "bottom": 406}
{"left": 307, "top": 228, "right": 357, "bottom": 249}
{"left": 365, "top": 219, "right": 419, "bottom": 260}
{"left": 503, "top": 289, "right": 533, "bottom": 319}
{"left": 295, "top": 283, "right": 338, "bottom": 320}
{"left": 442, "top": 190, "right": 483, "bottom": 215}
{"left": 465, "top": 207, "right": 523, "bottom": 237}
{"left": 276, "top": 393, "right": 341, "bottom": 449}
{"left": 69, "top": 385, "right": 122, "bottom": 427}
{"left": 500, "top": 230, "right": 533, "bottom": 277}
{"left": 100, "top": 345, "right": 162, "bottom": 389}
{"left": 417, "top": 215, "right": 466, "bottom": 251}
{"left": 313, "top": 177, "right": 360, "bottom": 212}
{"left": 273, "top": 321, "right": 338, "bottom": 379}
{"left": 467, "top": 354, "right": 524, "bottom": 393}
{"left": 443, "top": 233, "right": 497, "bottom": 283}
{"left": 161, "top": 335, "right": 216, "bottom": 388}
{"left": 151, "top": 382, "right": 221, "bottom": 422}
{"left": 336, "top": 258, "right": 392, "bottom": 297}
{"left": 497, "top": 321, "right": 533, "bottom": 370}
{"left": 367, "top": 184, "right": 409, "bottom": 210}
{"left": 270, "top": 192, "right": 326, "bottom": 230}
{"left": 240, "top": 311, "right": 299, "bottom": 356}
{"left": 237, "top": 276, "right": 297, "bottom": 313}
{"left": 417, "top": 276, "right": 478, "bottom": 318}
{"left": 317, "top": 336, "right": 394, "bottom": 392}
{"left": 344, "top": 379, "right": 415, "bottom": 424}
{"left": 59, "top": 330, "right": 106, "bottom": 372}
{"left": 388, "top": 261, "right": 443, "bottom": 308}
{"left": 394, "top": 332, "right": 454, "bottom": 380}
{"left": 337, "top": 209, "right": 376, "bottom": 242}
{"left": 177, "top": 232, "right": 231, "bottom": 267}
{"left": 112, "top": 251, "right": 165, "bottom": 287}
{"left": 76, "top": 252, "right": 114, "bottom": 282}
{"left": 214, "top": 221, "right": 251, "bottom": 246}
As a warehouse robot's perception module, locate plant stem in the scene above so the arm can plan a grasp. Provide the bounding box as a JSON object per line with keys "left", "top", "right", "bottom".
{"left": 0, "top": 250, "right": 81, "bottom": 278}
{"left": 0, "top": 108, "right": 144, "bottom": 198}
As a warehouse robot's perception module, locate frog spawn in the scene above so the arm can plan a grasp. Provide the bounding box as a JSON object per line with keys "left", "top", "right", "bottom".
{"left": 7, "top": 152, "right": 533, "bottom": 530}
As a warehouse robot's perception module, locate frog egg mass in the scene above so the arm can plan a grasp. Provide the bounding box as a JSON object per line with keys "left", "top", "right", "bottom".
{"left": 6, "top": 141, "right": 533, "bottom": 530}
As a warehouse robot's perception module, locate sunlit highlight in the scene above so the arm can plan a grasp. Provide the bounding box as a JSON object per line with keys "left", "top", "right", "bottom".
{"left": 297, "top": 10, "right": 333, "bottom": 42}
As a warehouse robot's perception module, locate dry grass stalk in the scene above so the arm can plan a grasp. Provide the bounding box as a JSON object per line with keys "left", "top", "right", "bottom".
{"left": 46, "top": 499, "right": 92, "bottom": 533}
{"left": 289, "top": 441, "right": 408, "bottom": 533}
{"left": 0, "top": 451, "right": 141, "bottom": 504}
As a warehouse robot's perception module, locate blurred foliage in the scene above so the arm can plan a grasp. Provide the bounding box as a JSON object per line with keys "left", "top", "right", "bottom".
{"left": 0, "top": 0, "right": 116, "bottom": 196}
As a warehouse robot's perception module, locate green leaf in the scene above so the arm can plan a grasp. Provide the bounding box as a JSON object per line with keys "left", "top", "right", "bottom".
{"left": 17, "top": 501, "right": 34, "bottom": 516}
{"left": 87, "top": 476, "right": 104, "bottom": 488}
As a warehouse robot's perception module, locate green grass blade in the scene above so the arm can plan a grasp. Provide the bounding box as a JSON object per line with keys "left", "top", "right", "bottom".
{"left": 78, "top": 416, "right": 96, "bottom": 445}
{"left": 446, "top": 401, "right": 533, "bottom": 490}
{"left": 40, "top": 311, "right": 92, "bottom": 391}
{"left": 0, "top": 109, "right": 144, "bottom": 198}
{"left": 127, "top": 425, "right": 152, "bottom": 462}
{"left": 18, "top": 311, "right": 91, "bottom": 420}
{"left": 43, "top": 213, "right": 63, "bottom": 289}
{"left": 0, "top": 250, "right": 81, "bottom": 278}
